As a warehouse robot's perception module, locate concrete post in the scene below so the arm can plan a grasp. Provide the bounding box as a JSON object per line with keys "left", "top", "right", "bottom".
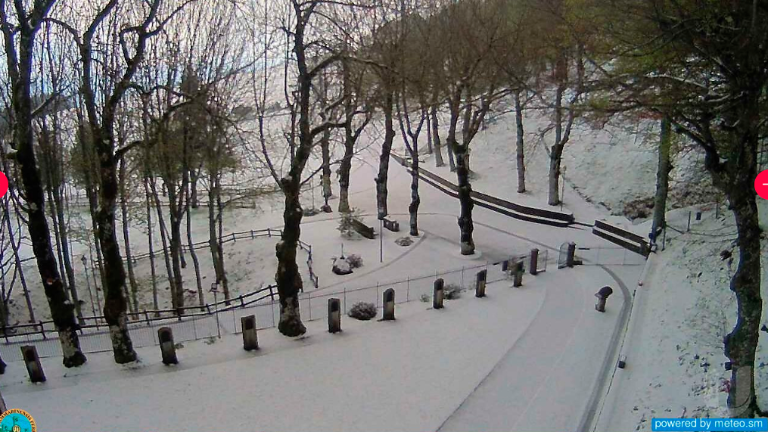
{"left": 476, "top": 270, "right": 487, "bottom": 298}
{"left": 241, "top": 315, "right": 259, "bottom": 350}
{"left": 566, "top": 242, "right": 576, "bottom": 268}
{"left": 595, "top": 286, "right": 613, "bottom": 313}
{"left": 514, "top": 266, "right": 524, "bottom": 287}
{"left": 433, "top": 278, "right": 444, "bottom": 309}
{"left": 328, "top": 298, "right": 342, "bottom": 333}
{"left": 530, "top": 248, "right": 539, "bottom": 275}
{"left": 158, "top": 327, "right": 178, "bottom": 365}
{"left": 383, "top": 288, "right": 395, "bottom": 320}
{"left": 21, "top": 345, "right": 45, "bottom": 383}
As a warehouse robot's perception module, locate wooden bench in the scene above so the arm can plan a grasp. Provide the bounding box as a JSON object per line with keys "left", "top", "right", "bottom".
{"left": 383, "top": 218, "right": 400, "bottom": 232}
{"left": 351, "top": 219, "right": 375, "bottom": 239}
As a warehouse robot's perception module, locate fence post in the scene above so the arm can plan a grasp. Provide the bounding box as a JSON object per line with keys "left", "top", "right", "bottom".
{"left": 250, "top": 230, "right": 254, "bottom": 239}
{"left": 39, "top": 321, "right": 46, "bottom": 340}
{"left": 144, "top": 310, "right": 150, "bottom": 325}
{"left": 232, "top": 233, "right": 237, "bottom": 243}
{"left": 240, "top": 295, "right": 245, "bottom": 308}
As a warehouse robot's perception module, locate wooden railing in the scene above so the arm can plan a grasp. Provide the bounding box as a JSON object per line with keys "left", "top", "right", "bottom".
{"left": 392, "top": 154, "right": 574, "bottom": 227}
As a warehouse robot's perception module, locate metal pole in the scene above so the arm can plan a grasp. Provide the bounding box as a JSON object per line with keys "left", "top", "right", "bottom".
{"left": 687, "top": 211, "right": 691, "bottom": 232}
{"left": 406, "top": 277, "right": 410, "bottom": 302}
{"left": 380, "top": 219, "right": 383, "bottom": 263}
{"left": 560, "top": 166, "right": 566, "bottom": 211}
{"left": 214, "top": 290, "right": 221, "bottom": 339}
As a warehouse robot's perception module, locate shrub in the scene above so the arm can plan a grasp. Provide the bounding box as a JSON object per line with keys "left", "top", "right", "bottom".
{"left": 444, "top": 284, "right": 463, "bottom": 300}
{"left": 348, "top": 302, "right": 377, "bottom": 320}
{"left": 347, "top": 254, "right": 364, "bottom": 269}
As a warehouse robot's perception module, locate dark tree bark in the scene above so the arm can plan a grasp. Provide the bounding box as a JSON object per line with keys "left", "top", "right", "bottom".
{"left": 321, "top": 127, "right": 333, "bottom": 210}
{"left": 144, "top": 177, "right": 159, "bottom": 313}
{"left": 651, "top": 117, "right": 671, "bottom": 242}
{"left": 375, "top": 92, "right": 396, "bottom": 220}
{"left": 430, "top": 104, "right": 445, "bottom": 167}
{"left": 514, "top": 90, "right": 526, "bottom": 193}
{"left": 208, "top": 172, "right": 228, "bottom": 305}
{"left": 0, "top": 0, "right": 86, "bottom": 367}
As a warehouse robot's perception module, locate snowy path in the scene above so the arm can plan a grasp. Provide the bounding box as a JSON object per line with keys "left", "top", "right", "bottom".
{"left": 1, "top": 147, "right": 645, "bottom": 431}
{"left": 437, "top": 265, "right": 629, "bottom": 432}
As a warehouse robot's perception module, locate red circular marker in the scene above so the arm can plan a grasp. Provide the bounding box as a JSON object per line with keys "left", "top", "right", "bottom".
{"left": 756, "top": 170, "right": 768, "bottom": 200}
{"left": 0, "top": 171, "right": 7, "bottom": 199}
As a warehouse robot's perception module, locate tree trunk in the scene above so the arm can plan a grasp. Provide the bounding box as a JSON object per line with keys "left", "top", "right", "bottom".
{"left": 721, "top": 92, "right": 763, "bottom": 417}
{"left": 119, "top": 157, "right": 138, "bottom": 314}
{"left": 338, "top": 132, "right": 354, "bottom": 213}
{"left": 190, "top": 168, "right": 200, "bottom": 209}
{"left": 651, "top": 117, "right": 672, "bottom": 242}
{"left": 167, "top": 183, "right": 185, "bottom": 313}
{"left": 447, "top": 101, "right": 474, "bottom": 255}
{"left": 724, "top": 186, "right": 762, "bottom": 417}
{"left": 321, "top": 128, "right": 332, "bottom": 210}
{"left": 409, "top": 144, "right": 420, "bottom": 236}
{"left": 9, "top": 32, "right": 86, "bottom": 368}
{"left": 548, "top": 80, "right": 566, "bottom": 206}
{"left": 209, "top": 173, "right": 228, "bottom": 303}
{"left": 275, "top": 184, "right": 306, "bottom": 337}
{"left": 144, "top": 177, "right": 159, "bottom": 313}
{"left": 425, "top": 113, "right": 433, "bottom": 155}
{"left": 514, "top": 91, "right": 526, "bottom": 194}
{"left": 149, "top": 179, "right": 177, "bottom": 310}
{"left": 375, "top": 93, "right": 396, "bottom": 220}
{"left": 455, "top": 143, "right": 475, "bottom": 255}
{"left": 3, "top": 198, "right": 34, "bottom": 322}
{"left": 93, "top": 126, "right": 137, "bottom": 363}
{"left": 431, "top": 105, "right": 445, "bottom": 167}
{"left": 185, "top": 185, "right": 203, "bottom": 307}
{"left": 447, "top": 141, "right": 456, "bottom": 171}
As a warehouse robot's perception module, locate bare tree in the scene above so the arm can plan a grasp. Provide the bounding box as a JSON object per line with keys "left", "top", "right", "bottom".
{"left": 0, "top": 0, "right": 87, "bottom": 367}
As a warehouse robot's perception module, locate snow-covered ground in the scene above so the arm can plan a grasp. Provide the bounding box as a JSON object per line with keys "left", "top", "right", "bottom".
{"left": 2, "top": 94, "right": 764, "bottom": 432}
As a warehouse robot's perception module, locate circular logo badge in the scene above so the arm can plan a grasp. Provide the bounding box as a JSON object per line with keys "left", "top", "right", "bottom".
{"left": 756, "top": 170, "right": 768, "bottom": 200}
{"left": 0, "top": 171, "right": 8, "bottom": 199}
{"left": 0, "top": 408, "right": 36, "bottom": 432}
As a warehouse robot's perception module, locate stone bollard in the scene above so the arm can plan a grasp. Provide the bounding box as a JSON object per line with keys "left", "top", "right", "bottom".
{"left": 529, "top": 249, "right": 539, "bottom": 275}
{"left": 513, "top": 261, "right": 524, "bottom": 287}
{"left": 21, "top": 345, "right": 45, "bottom": 383}
{"left": 158, "top": 327, "right": 178, "bottom": 365}
{"left": 566, "top": 242, "right": 576, "bottom": 268}
{"left": 241, "top": 315, "right": 259, "bottom": 351}
{"left": 476, "top": 270, "right": 487, "bottom": 298}
{"left": 433, "top": 278, "right": 445, "bottom": 309}
{"left": 328, "top": 298, "right": 342, "bottom": 333}
{"left": 383, "top": 288, "right": 396, "bottom": 320}
{"left": 595, "top": 286, "right": 613, "bottom": 312}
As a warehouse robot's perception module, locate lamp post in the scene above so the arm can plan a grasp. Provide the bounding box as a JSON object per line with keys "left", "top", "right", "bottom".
{"left": 210, "top": 282, "right": 221, "bottom": 339}
{"left": 560, "top": 166, "right": 567, "bottom": 212}
{"left": 81, "top": 255, "right": 99, "bottom": 328}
